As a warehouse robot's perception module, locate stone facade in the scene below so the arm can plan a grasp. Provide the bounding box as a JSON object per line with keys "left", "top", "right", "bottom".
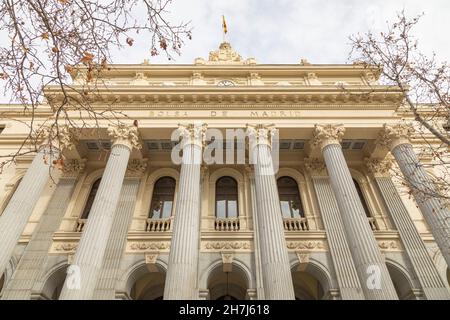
{"left": 0, "top": 43, "right": 449, "bottom": 300}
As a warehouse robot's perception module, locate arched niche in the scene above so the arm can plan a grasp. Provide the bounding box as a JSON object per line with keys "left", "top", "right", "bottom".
{"left": 40, "top": 263, "right": 69, "bottom": 300}
{"left": 291, "top": 260, "right": 333, "bottom": 300}
{"left": 207, "top": 262, "right": 249, "bottom": 300}
{"left": 385, "top": 261, "right": 416, "bottom": 300}
{"left": 122, "top": 260, "right": 167, "bottom": 300}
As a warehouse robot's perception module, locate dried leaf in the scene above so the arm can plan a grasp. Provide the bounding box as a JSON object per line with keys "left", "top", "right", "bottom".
{"left": 41, "top": 32, "right": 49, "bottom": 40}
{"left": 126, "top": 37, "right": 134, "bottom": 46}
{"left": 81, "top": 52, "right": 94, "bottom": 65}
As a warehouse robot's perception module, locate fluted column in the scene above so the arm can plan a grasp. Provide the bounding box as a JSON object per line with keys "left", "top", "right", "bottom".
{"left": 0, "top": 125, "right": 74, "bottom": 278}
{"left": 59, "top": 124, "right": 141, "bottom": 300}
{"left": 366, "top": 158, "right": 450, "bottom": 300}
{"left": 312, "top": 124, "right": 398, "bottom": 300}
{"left": 379, "top": 124, "right": 450, "bottom": 269}
{"left": 246, "top": 125, "right": 295, "bottom": 300}
{"left": 164, "top": 124, "right": 207, "bottom": 300}
{"left": 245, "top": 166, "right": 265, "bottom": 300}
{"left": 2, "top": 160, "right": 83, "bottom": 299}
{"left": 305, "top": 158, "right": 365, "bottom": 300}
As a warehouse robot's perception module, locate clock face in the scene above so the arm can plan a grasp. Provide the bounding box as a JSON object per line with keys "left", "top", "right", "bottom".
{"left": 217, "top": 80, "right": 235, "bottom": 87}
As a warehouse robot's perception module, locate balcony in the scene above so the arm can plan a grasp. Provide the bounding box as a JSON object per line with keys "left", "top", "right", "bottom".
{"left": 75, "top": 218, "right": 87, "bottom": 232}
{"left": 146, "top": 217, "right": 172, "bottom": 232}
{"left": 283, "top": 217, "right": 309, "bottom": 231}
{"left": 215, "top": 218, "right": 240, "bottom": 231}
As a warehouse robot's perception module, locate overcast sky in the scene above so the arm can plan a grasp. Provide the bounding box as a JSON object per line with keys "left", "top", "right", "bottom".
{"left": 112, "top": 0, "right": 450, "bottom": 65}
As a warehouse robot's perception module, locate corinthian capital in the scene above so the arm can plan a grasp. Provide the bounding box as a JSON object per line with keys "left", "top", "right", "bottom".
{"left": 177, "top": 123, "right": 208, "bottom": 148}
{"left": 108, "top": 124, "right": 141, "bottom": 150}
{"left": 377, "top": 123, "right": 414, "bottom": 150}
{"left": 246, "top": 124, "right": 278, "bottom": 148}
{"left": 33, "top": 124, "right": 77, "bottom": 151}
{"left": 364, "top": 158, "right": 393, "bottom": 177}
{"left": 311, "top": 124, "right": 345, "bottom": 150}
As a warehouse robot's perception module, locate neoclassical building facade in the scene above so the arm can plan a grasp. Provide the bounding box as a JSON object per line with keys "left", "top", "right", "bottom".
{"left": 0, "top": 42, "right": 449, "bottom": 300}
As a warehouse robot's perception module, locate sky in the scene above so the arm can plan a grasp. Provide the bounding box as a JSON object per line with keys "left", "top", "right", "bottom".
{"left": 112, "top": 0, "right": 450, "bottom": 65}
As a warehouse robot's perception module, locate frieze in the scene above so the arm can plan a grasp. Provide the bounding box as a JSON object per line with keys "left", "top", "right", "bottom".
{"left": 202, "top": 241, "right": 252, "bottom": 251}
{"left": 286, "top": 241, "right": 327, "bottom": 251}
{"left": 127, "top": 241, "right": 171, "bottom": 252}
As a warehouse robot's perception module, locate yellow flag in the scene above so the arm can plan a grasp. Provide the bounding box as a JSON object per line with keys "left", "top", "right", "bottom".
{"left": 222, "top": 15, "right": 228, "bottom": 34}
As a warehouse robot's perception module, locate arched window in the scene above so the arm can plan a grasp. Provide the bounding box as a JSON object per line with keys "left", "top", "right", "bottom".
{"left": 215, "top": 177, "right": 239, "bottom": 219}
{"left": 277, "top": 176, "right": 304, "bottom": 218}
{"left": 81, "top": 179, "right": 101, "bottom": 219}
{"left": 149, "top": 177, "right": 176, "bottom": 219}
{"left": 353, "top": 179, "right": 371, "bottom": 217}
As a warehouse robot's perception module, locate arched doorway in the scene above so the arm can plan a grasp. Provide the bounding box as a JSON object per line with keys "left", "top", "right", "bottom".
{"left": 292, "top": 271, "right": 324, "bottom": 300}
{"left": 291, "top": 262, "right": 331, "bottom": 300}
{"left": 207, "top": 264, "right": 248, "bottom": 300}
{"left": 386, "top": 263, "right": 415, "bottom": 300}
{"left": 41, "top": 264, "right": 68, "bottom": 300}
{"left": 128, "top": 264, "right": 166, "bottom": 300}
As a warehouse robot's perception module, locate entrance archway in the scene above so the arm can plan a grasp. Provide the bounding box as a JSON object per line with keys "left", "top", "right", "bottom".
{"left": 207, "top": 263, "right": 249, "bottom": 300}
{"left": 41, "top": 264, "right": 68, "bottom": 300}
{"left": 386, "top": 262, "right": 415, "bottom": 300}
{"left": 127, "top": 263, "right": 166, "bottom": 300}
{"left": 291, "top": 262, "right": 331, "bottom": 300}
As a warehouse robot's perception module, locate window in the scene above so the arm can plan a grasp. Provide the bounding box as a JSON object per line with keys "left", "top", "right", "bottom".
{"left": 277, "top": 176, "right": 304, "bottom": 218}
{"left": 81, "top": 179, "right": 101, "bottom": 219}
{"left": 149, "top": 177, "right": 176, "bottom": 219}
{"left": 353, "top": 179, "right": 371, "bottom": 217}
{"left": 215, "top": 177, "right": 239, "bottom": 219}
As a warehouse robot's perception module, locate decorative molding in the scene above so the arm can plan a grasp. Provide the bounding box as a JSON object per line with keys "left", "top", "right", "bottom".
{"left": 206, "top": 42, "right": 256, "bottom": 65}
{"left": 377, "top": 123, "right": 414, "bottom": 150}
{"left": 295, "top": 251, "right": 310, "bottom": 271}
{"left": 377, "top": 240, "right": 401, "bottom": 251}
{"left": 145, "top": 251, "right": 159, "bottom": 272}
{"left": 126, "top": 158, "right": 148, "bottom": 177}
{"left": 286, "top": 240, "right": 327, "bottom": 251}
{"left": 127, "top": 241, "right": 170, "bottom": 252}
{"left": 107, "top": 124, "right": 142, "bottom": 150}
{"left": 53, "top": 243, "right": 78, "bottom": 253}
{"left": 62, "top": 158, "right": 86, "bottom": 178}
{"left": 311, "top": 124, "right": 345, "bottom": 150}
{"left": 304, "top": 157, "right": 327, "bottom": 176}
{"left": 221, "top": 252, "right": 234, "bottom": 272}
{"left": 364, "top": 158, "right": 393, "bottom": 177}
{"left": 202, "top": 241, "right": 252, "bottom": 251}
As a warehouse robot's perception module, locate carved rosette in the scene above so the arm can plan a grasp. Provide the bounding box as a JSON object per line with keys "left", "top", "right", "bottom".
{"left": 377, "top": 123, "right": 414, "bottom": 150}
{"left": 107, "top": 124, "right": 142, "bottom": 150}
{"left": 177, "top": 123, "right": 208, "bottom": 148}
{"left": 246, "top": 124, "right": 278, "bottom": 149}
{"left": 311, "top": 124, "right": 345, "bottom": 150}
{"left": 304, "top": 157, "right": 327, "bottom": 176}
{"left": 62, "top": 158, "right": 86, "bottom": 178}
{"left": 365, "top": 157, "right": 393, "bottom": 177}
{"left": 126, "top": 158, "right": 148, "bottom": 177}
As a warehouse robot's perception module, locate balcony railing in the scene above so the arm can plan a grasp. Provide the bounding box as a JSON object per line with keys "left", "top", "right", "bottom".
{"left": 368, "top": 217, "right": 378, "bottom": 231}
{"left": 283, "top": 217, "right": 309, "bottom": 231}
{"left": 146, "top": 217, "right": 172, "bottom": 232}
{"left": 215, "top": 218, "right": 240, "bottom": 231}
{"left": 75, "top": 218, "right": 87, "bottom": 232}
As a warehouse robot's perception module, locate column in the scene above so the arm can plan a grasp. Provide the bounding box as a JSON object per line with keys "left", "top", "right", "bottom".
{"left": 164, "top": 124, "right": 206, "bottom": 300}
{"left": 0, "top": 125, "right": 73, "bottom": 278}
{"left": 379, "top": 124, "right": 450, "bottom": 269}
{"left": 312, "top": 124, "right": 398, "bottom": 300}
{"left": 93, "top": 159, "right": 145, "bottom": 299}
{"left": 245, "top": 166, "right": 265, "bottom": 299}
{"left": 246, "top": 125, "right": 295, "bottom": 300}
{"left": 305, "top": 158, "right": 365, "bottom": 300}
{"left": 366, "top": 157, "right": 450, "bottom": 300}
{"left": 59, "top": 124, "right": 141, "bottom": 300}
{"left": 2, "top": 160, "right": 83, "bottom": 299}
